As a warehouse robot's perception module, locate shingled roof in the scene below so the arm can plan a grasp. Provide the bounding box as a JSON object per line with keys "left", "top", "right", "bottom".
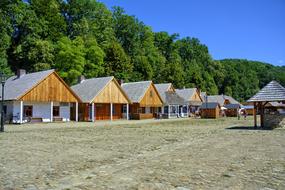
{"left": 155, "top": 83, "right": 173, "bottom": 102}
{"left": 207, "top": 95, "right": 240, "bottom": 106}
{"left": 247, "top": 81, "right": 285, "bottom": 102}
{"left": 71, "top": 76, "right": 114, "bottom": 103}
{"left": 165, "top": 91, "right": 186, "bottom": 105}
{"left": 0, "top": 69, "right": 54, "bottom": 100}
{"left": 207, "top": 95, "right": 226, "bottom": 106}
{"left": 200, "top": 102, "right": 220, "bottom": 109}
{"left": 121, "top": 81, "right": 152, "bottom": 103}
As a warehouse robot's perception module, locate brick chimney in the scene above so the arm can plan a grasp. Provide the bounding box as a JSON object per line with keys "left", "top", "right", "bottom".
{"left": 78, "top": 75, "right": 85, "bottom": 84}
{"left": 17, "top": 69, "right": 26, "bottom": 78}
{"left": 118, "top": 79, "right": 124, "bottom": 85}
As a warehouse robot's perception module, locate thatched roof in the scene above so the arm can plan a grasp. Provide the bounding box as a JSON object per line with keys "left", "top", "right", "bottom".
{"left": 247, "top": 81, "right": 285, "bottom": 102}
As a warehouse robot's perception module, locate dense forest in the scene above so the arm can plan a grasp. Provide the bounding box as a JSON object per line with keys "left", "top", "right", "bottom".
{"left": 0, "top": 0, "right": 284, "bottom": 101}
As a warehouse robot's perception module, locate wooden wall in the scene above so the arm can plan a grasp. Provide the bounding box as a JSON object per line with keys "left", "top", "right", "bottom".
{"left": 201, "top": 107, "right": 220, "bottom": 119}
{"left": 139, "top": 84, "right": 163, "bottom": 107}
{"left": 93, "top": 79, "right": 129, "bottom": 104}
{"left": 191, "top": 90, "right": 203, "bottom": 102}
{"left": 20, "top": 72, "right": 79, "bottom": 102}
{"left": 95, "top": 103, "right": 122, "bottom": 120}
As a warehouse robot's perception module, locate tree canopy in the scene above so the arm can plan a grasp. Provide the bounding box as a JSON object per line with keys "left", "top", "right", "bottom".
{"left": 0, "top": 0, "right": 284, "bottom": 101}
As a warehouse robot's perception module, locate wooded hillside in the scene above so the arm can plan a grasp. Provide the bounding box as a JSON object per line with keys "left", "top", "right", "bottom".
{"left": 1, "top": 0, "right": 284, "bottom": 101}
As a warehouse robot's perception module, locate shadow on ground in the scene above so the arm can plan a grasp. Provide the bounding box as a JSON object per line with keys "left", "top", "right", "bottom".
{"left": 226, "top": 126, "right": 272, "bottom": 130}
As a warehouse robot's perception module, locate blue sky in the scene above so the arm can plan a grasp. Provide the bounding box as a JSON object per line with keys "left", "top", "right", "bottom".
{"left": 99, "top": 0, "right": 285, "bottom": 66}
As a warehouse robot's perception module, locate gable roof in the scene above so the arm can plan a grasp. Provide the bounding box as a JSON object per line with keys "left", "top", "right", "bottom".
{"left": 176, "top": 88, "right": 197, "bottom": 101}
{"left": 247, "top": 81, "right": 285, "bottom": 102}
{"left": 121, "top": 81, "right": 153, "bottom": 103}
{"left": 155, "top": 83, "right": 173, "bottom": 102}
{"left": 71, "top": 76, "right": 123, "bottom": 103}
{"left": 207, "top": 95, "right": 240, "bottom": 106}
{"left": 0, "top": 69, "right": 54, "bottom": 101}
{"left": 201, "top": 92, "right": 207, "bottom": 102}
{"left": 200, "top": 102, "right": 220, "bottom": 109}
{"left": 165, "top": 91, "right": 186, "bottom": 105}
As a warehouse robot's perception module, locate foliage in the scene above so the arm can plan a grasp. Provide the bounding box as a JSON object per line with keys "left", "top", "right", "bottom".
{"left": 0, "top": 1, "right": 284, "bottom": 101}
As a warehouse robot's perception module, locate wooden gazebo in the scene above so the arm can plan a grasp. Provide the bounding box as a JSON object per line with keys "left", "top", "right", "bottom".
{"left": 247, "top": 81, "right": 285, "bottom": 128}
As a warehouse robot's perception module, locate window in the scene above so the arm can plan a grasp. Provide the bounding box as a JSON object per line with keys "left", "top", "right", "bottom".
{"left": 24, "top": 106, "right": 33, "bottom": 117}
{"left": 53, "top": 106, "right": 60, "bottom": 117}
{"left": 150, "top": 90, "right": 153, "bottom": 97}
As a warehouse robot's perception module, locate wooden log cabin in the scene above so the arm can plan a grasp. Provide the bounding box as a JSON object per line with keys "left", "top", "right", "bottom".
{"left": 207, "top": 95, "right": 241, "bottom": 117}
{"left": 71, "top": 76, "right": 131, "bottom": 121}
{"left": 122, "top": 81, "right": 163, "bottom": 120}
{"left": 155, "top": 83, "right": 188, "bottom": 118}
{"left": 200, "top": 102, "right": 221, "bottom": 119}
{"left": 0, "top": 69, "right": 81, "bottom": 124}
{"left": 176, "top": 88, "right": 203, "bottom": 115}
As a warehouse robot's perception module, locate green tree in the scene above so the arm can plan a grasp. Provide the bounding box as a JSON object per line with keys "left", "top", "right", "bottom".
{"left": 55, "top": 37, "right": 85, "bottom": 85}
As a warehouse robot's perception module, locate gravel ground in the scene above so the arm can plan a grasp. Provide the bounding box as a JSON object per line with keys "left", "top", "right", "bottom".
{"left": 0, "top": 117, "right": 284, "bottom": 190}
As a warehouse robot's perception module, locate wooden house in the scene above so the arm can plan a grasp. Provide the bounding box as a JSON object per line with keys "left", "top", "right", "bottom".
{"left": 0, "top": 69, "right": 81, "bottom": 124}
{"left": 247, "top": 81, "right": 285, "bottom": 128}
{"left": 207, "top": 95, "right": 241, "bottom": 117}
{"left": 155, "top": 83, "right": 188, "bottom": 118}
{"left": 224, "top": 104, "right": 241, "bottom": 117}
{"left": 176, "top": 88, "right": 203, "bottom": 115}
{"left": 121, "top": 81, "right": 163, "bottom": 120}
{"left": 200, "top": 102, "right": 221, "bottom": 119}
{"left": 71, "top": 76, "right": 131, "bottom": 121}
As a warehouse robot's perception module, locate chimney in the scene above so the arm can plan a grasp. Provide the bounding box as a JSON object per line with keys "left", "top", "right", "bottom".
{"left": 78, "top": 75, "right": 85, "bottom": 84}
{"left": 118, "top": 79, "right": 124, "bottom": 85}
{"left": 17, "top": 69, "right": 26, "bottom": 78}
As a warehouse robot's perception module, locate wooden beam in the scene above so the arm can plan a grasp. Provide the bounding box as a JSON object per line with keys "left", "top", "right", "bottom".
{"left": 50, "top": 101, "right": 53, "bottom": 122}
{"left": 253, "top": 102, "right": 257, "bottom": 127}
{"left": 260, "top": 102, "right": 264, "bottom": 128}
{"left": 20, "top": 101, "right": 23, "bottom": 124}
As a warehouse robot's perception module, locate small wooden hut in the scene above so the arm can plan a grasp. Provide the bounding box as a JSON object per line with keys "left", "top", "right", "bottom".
{"left": 224, "top": 104, "right": 241, "bottom": 117}
{"left": 155, "top": 83, "right": 188, "bottom": 118}
{"left": 0, "top": 69, "right": 81, "bottom": 124}
{"left": 200, "top": 102, "right": 221, "bottom": 119}
{"left": 71, "top": 76, "right": 131, "bottom": 121}
{"left": 122, "top": 81, "right": 163, "bottom": 120}
{"left": 247, "top": 81, "right": 285, "bottom": 128}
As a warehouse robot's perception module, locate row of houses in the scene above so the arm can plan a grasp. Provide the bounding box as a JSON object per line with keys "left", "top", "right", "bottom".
{"left": 0, "top": 69, "right": 241, "bottom": 124}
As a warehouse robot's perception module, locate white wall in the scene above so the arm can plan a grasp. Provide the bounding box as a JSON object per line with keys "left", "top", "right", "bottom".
{"left": 11, "top": 101, "right": 70, "bottom": 123}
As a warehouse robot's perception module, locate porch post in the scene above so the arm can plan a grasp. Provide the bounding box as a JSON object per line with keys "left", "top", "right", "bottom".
{"left": 126, "top": 103, "right": 129, "bottom": 120}
{"left": 253, "top": 102, "right": 257, "bottom": 128}
{"left": 75, "top": 102, "right": 78, "bottom": 122}
{"left": 186, "top": 105, "right": 189, "bottom": 117}
{"left": 168, "top": 105, "right": 170, "bottom": 118}
{"left": 20, "top": 101, "right": 23, "bottom": 124}
{"left": 110, "top": 103, "right": 113, "bottom": 121}
{"left": 50, "top": 101, "right": 53, "bottom": 122}
{"left": 91, "top": 103, "right": 95, "bottom": 122}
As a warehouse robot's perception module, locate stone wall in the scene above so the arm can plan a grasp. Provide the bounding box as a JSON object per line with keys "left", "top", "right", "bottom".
{"left": 264, "top": 113, "right": 285, "bottom": 129}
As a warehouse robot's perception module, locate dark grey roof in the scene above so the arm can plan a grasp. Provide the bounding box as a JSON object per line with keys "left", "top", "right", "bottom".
{"left": 200, "top": 102, "right": 220, "bottom": 109}
{"left": 225, "top": 104, "right": 241, "bottom": 109}
{"left": 165, "top": 91, "right": 187, "bottom": 105}
{"left": 247, "top": 81, "right": 285, "bottom": 102}
{"left": 121, "top": 81, "right": 152, "bottom": 103}
{"left": 0, "top": 69, "right": 54, "bottom": 100}
{"left": 155, "top": 83, "right": 172, "bottom": 102}
{"left": 71, "top": 76, "right": 113, "bottom": 103}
